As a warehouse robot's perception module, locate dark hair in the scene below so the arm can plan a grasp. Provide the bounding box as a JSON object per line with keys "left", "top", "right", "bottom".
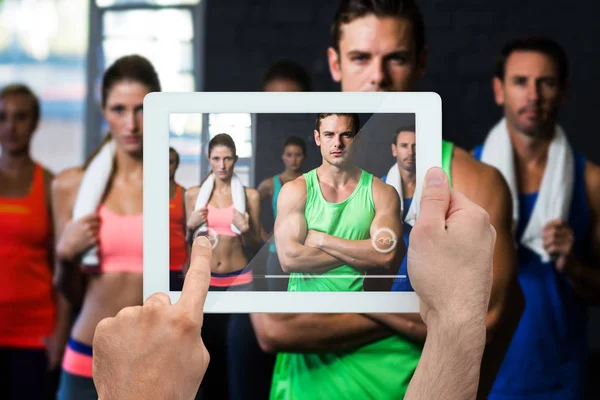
{"left": 283, "top": 136, "right": 307, "bottom": 155}
{"left": 331, "top": 0, "right": 425, "bottom": 56}
{"left": 169, "top": 146, "right": 180, "bottom": 165}
{"left": 101, "top": 54, "right": 161, "bottom": 108}
{"left": 0, "top": 83, "right": 40, "bottom": 124}
{"left": 315, "top": 113, "right": 360, "bottom": 136}
{"left": 392, "top": 123, "right": 415, "bottom": 144}
{"left": 495, "top": 36, "right": 568, "bottom": 87}
{"left": 84, "top": 55, "right": 161, "bottom": 169}
{"left": 262, "top": 60, "right": 311, "bottom": 91}
{"left": 208, "top": 133, "right": 237, "bottom": 158}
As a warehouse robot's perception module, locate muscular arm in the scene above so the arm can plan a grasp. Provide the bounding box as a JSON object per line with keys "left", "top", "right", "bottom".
{"left": 250, "top": 312, "right": 393, "bottom": 353}
{"left": 364, "top": 313, "right": 426, "bottom": 342}
{"left": 241, "top": 187, "right": 263, "bottom": 251}
{"left": 274, "top": 178, "right": 345, "bottom": 273}
{"left": 314, "top": 179, "right": 405, "bottom": 270}
{"left": 51, "top": 168, "right": 86, "bottom": 307}
{"left": 453, "top": 148, "right": 524, "bottom": 398}
{"left": 561, "top": 161, "right": 600, "bottom": 304}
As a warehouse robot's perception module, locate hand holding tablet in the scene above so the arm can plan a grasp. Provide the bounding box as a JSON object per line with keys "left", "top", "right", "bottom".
{"left": 92, "top": 236, "right": 212, "bottom": 400}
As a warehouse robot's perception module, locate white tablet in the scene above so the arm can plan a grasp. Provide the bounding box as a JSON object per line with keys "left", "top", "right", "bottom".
{"left": 143, "top": 92, "right": 441, "bottom": 313}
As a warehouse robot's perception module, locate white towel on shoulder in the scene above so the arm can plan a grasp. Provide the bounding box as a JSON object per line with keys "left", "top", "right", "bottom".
{"left": 384, "top": 163, "right": 417, "bottom": 226}
{"left": 480, "top": 117, "right": 574, "bottom": 262}
{"left": 193, "top": 172, "right": 246, "bottom": 237}
{"left": 72, "top": 138, "right": 115, "bottom": 267}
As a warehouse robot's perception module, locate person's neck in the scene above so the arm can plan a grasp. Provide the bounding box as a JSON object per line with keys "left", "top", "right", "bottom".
{"left": 0, "top": 150, "right": 34, "bottom": 172}
{"left": 506, "top": 119, "right": 553, "bottom": 170}
{"left": 317, "top": 161, "right": 359, "bottom": 187}
{"left": 213, "top": 175, "right": 231, "bottom": 192}
{"left": 113, "top": 149, "right": 142, "bottom": 179}
{"left": 399, "top": 167, "right": 416, "bottom": 198}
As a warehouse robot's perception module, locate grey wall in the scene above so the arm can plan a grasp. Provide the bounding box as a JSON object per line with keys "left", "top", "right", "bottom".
{"left": 203, "top": 0, "right": 600, "bottom": 356}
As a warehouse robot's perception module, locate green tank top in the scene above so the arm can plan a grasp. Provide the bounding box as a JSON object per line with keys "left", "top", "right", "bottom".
{"left": 269, "top": 175, "right": 283, "bottom": 253}
{"left": 286, "top": 168, "right": 374, "bottom": 292}
{"left": 270, "top": 168, "right": 423, "bottom": 399}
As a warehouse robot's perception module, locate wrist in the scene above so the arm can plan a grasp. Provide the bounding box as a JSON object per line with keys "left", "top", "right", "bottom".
{"left": 56, "top": 243, "right": 74, "bottom": 262}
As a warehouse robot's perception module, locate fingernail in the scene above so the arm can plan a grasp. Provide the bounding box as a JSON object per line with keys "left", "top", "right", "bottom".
{"left": 194, "top": 236, "right": 210, "bottom": 247}
{"left": 426, "top": 168, "right": 446, "bottom": 187}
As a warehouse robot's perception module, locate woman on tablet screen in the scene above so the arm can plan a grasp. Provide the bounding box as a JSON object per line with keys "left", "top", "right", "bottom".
{"left": 184, "top": 133, "right": 262, "bottom": 399}
{"left": 52, "top": 55, "right": 159, "bottom": 399}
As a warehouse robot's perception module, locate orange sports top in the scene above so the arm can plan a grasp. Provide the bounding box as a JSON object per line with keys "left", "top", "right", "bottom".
{"left": 0, "top": 164, "right": 56, "bottom": 348}
{"left": 169, "top": 185, "right": 188, "bottom": 271}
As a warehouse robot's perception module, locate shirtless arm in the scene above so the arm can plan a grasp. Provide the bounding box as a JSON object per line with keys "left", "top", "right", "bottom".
{"left": 239, "top": 187, "right": 263, "bottom": 251}
{"left": 257, "top": 177, "right": 274, "bottom": 243}
{"left": 51, "top": 168, "right": 86, "bottom": 307}
{"left": 557, "top": 161, "right": 600, "bottom": 304}
{"left": 250, "top": 313, "right": 393, "bottom": 353}
{"left": 453, "top": 150, "right": 524, "bottom": 399}
{"left": 309, "top": 179, "right": 405, "bottom": 270}
{"left": 274, "top": 178, "right": 346, "bottom": 273}
{"left": 43, "top": 169, "right": 72, "bottom": 369}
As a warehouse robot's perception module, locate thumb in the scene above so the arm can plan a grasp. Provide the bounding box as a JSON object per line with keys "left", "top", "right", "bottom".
{"left": 418, "top": 167, "right": 450, "bottom": 230}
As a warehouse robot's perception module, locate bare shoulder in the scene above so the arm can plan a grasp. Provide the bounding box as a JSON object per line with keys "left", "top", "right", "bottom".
{"left": 245, "top": 186, "right": 260, "bottom": 202}
{"left": 278, "top": 176, "right": 307, "bottom": 206}
{"left": 257, "top": 176, "right": 274, "bottom": 192}
{"left": 52, "top": 167, "right": 84, "bottom": 199}
{"left": 452, "top": 145, "right": 508, "bottom": 198}
{"left": 185, "top": 185, "right": 200, "bottom": 203}
{"left": 371, "top": 176, "right": 399, "bottom": 206}
{"left": 585, "top": 160, "right": 600, "bottom": 210}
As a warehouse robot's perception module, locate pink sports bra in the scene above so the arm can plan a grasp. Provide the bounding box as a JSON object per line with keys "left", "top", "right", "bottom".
{"left": 206, "top": 204, "right": 237, "bottom": 237}
{"left": 97, "top": 205, "right": 143, "bottom": 273}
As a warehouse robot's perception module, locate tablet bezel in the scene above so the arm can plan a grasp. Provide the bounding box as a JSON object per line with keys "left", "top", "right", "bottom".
{"left": 143, "top": 92, "right": 441, "bottom": 313}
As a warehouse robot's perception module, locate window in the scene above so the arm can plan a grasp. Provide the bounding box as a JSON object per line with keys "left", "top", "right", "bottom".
{"left": 169, "top": 113, "right": 255, "bottom": 189}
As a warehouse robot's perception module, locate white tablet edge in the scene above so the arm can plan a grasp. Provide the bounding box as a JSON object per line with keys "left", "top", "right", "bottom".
{"left": 143, "top": 92, "right": 442, "bottom": 313}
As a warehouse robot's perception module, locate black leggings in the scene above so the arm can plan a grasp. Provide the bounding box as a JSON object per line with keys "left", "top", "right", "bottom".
{"left": 0, "top": 347, "right": 60, "bottom": 400}
{"left": 200, "top": 284, "right": 275, "bottom": 400}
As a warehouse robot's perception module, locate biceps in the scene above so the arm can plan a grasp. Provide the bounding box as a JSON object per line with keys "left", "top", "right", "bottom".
{"left": 275, "top": 211, "right": 307, "bottom": 247}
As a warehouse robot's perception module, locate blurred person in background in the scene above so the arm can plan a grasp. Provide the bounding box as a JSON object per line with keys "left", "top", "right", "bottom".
{"left": 262, "top": 59, "right": 311, "bottom": 92}
{"left": 52, "top": 55, "right": 161, "bottom": 400}
{"left": 0, "top": 83, "right": 71, "bottom": 399}
{"left": 169, "top": 146, "right": 189, "bottom": 291}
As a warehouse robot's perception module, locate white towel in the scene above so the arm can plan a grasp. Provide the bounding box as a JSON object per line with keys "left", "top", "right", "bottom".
{"left": 384, "top": 163, "right": 417, "bottom": 226}
{"left": 72, "top": 138, "right": 115, "bottom": 267}
{"left": 193, "top": 172, "right": 246, "bottom": 237}
{"left": 480, "top": 117, "right": 574, "bottom": 262}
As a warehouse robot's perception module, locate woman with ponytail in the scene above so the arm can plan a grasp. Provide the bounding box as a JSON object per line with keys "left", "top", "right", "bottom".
{"left": 51, "top": 55, "right": 161, "bottom": 399}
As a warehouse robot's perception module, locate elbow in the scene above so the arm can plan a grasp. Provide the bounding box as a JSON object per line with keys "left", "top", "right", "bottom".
{"left": 379, "top": 239, "right": 406, "bottom": 270}
{"left": 278, "top": 249, "right": 299, "bottom": 273}
{"left": 253, "top": 319, "right": 286, "bottom": 353}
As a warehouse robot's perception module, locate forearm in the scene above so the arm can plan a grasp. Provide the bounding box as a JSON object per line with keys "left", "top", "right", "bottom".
{"left": 54, "top": 255, "right": 84, "bottom": 307}
{"left": 566, "top": 257, "right": 600, "bottom": 304}
{"left": 405, "top": 316, "right": 486, "bottom": 400}
{"left": 252, "top": 313, "right": 393, "bottom": 353}
{"left": 364, "top": 313, "right": 427, "bottom": 342}
{"left": 280, "top": 242, "right": 345, "bottom": 273}
{"left": 318, "top": 234, "right": 398, "bottom": 270}
{"left": 53, "top": 291, "right": 73, "bottom": 359}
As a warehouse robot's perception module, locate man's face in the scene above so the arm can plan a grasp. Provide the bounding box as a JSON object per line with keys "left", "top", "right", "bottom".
{"left": 328, "top": 15, "right": 425, "bottom": 92}
{"left": 392, "top": 130, "right": 416, "bottom": 173}
{"left": 314, "top": 115, "right": 357, "bottom": 167}
{"left": 493, "top": 50, "right": 565, "bottom": 138}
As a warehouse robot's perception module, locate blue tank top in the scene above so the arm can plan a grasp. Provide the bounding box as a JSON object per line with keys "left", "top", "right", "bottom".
{"left": 473, "top": 144, "right": 590, "bottom": 399}
{"left": 269, "top": 175, "right": 283, "bottom": 253}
